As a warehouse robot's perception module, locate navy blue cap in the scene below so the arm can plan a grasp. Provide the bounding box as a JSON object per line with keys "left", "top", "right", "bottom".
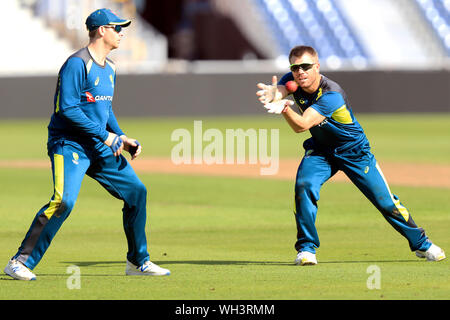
{"left": 86, "top": 8, "right": 131, "bottom": 31}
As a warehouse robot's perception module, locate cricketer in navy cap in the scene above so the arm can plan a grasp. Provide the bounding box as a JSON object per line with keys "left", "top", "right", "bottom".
{"left": 86, "top": 8, "right": 131, "bottom": 31}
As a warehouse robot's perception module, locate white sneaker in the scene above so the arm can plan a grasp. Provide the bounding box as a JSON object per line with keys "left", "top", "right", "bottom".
{"left": 415, "top": 244, "right": 446, "bottom": 261}
{"left": 125, "top": 260, "right": 171, "bottom": 276}
{"left": 295, "top": 251, "right": 318, "bottom": 266}
{"left": 4, "top": 259, "right": 36, "bottom": 280}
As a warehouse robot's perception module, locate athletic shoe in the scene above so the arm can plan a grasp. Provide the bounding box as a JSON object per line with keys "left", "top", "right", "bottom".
{"left": 4, "top": 259, "right": 36, "bottom": 280}
{"left": 295, "top": 251, "right": 317, "bottom": 266}
{"left": 125, "top": 260, "right": 171, "bottom": 276}
{"left": 415, "top": 243, "right": 446, "bottom": 261}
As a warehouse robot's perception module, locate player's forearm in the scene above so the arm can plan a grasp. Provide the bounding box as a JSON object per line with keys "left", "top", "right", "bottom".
{"left": 282, "top": 108, "right": 310, "bottom": 133}
{"left": 59, "top": 106, "right": 109, "bottom": 141}
{"left": 106, "top": 107, "right": 125, "bottom": 137}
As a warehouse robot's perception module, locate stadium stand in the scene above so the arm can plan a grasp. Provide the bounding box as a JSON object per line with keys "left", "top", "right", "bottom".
{"left": 0, "top": 0, "right": 73, "bottom": 76}
{"left": 0, "top": 0, "right": 448, "bottom": 75}
{"left": 414, "top": 0, "right": 450, "bottom": 54}
{"left": 252, "top": 0, "right": 368, "bottom": 68}
{"left": 1, "top": 0, "right": 167, "bottom": 76}
{"left": 212, "top": 0, "right": 281, "bottom": 59}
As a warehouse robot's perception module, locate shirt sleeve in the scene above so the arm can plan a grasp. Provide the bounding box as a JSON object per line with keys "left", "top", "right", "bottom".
{"left": 106, "top": 106, "right": 125, "bottom": 137}
{"left": 310, "top": 91, "right": 345, "bottom": 118}
{"left": 277, "top": 72, "right": 294, "bottom": 86}
{"left": 57, "top": 57, "right": 109, "bottom": 142}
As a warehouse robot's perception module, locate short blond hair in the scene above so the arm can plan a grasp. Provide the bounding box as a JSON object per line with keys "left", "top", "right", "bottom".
{"left": 289, "top": 46, "right": 318, "bottom": 63}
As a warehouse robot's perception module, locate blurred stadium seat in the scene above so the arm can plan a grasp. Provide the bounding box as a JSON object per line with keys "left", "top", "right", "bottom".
{"left": 251, "top": 0, "right": 369, "bottom": 68}
{"left": 414, "top": 0, "right": 450, "bottom": 54}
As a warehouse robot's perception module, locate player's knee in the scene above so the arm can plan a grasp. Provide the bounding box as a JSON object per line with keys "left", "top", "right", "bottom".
{"left": 52, "top": 198, "right": 75, "bottom": 219}
{"left": 295, "top": 178, "right": 320, "bottom": 203}
{"left": 131, "top": 181, "right": 147, "bottom": 202}
{"left": 371, "top": 193, "right": 394, "bottom": 211}
{"left": 135, "top": 181, "right": 147, "bottom": 195}
{"left": 375, "top": 197, "right": 401, "bottom": 218}
{"left": 296, "top": 178, "right": 315, "bottom": 194}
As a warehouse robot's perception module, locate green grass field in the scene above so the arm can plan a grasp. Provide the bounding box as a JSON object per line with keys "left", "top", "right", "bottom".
{"left": 2, "top": 113, "right": 450, "bottom": 163}
{"left": 0, "top": 114, "right": 449, "bottom": 301}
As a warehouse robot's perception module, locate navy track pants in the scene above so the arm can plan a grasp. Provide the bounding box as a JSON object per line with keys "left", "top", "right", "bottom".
{"left": 13, "top": 140, "right": 150, "bottom": 269}
{"left": 294, "top": 141, "right": 431, "bottom": 254}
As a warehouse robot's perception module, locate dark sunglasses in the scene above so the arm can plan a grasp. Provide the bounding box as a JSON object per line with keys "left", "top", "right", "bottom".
{"left": 290, "top": 63, "right": 315, "bottom": 72}
{"left": 103, "top": 25, "right": 123, "bottom": 33}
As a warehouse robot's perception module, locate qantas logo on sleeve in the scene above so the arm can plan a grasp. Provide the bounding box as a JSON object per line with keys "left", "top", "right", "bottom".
{"left": 86, "top": 91, "right": 96, "bottom": 102}
{"left": 85, "top": 92, "right": 113, "bottom": 102}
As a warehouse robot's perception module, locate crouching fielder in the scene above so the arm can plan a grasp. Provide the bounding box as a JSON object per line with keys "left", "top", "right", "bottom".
{"left": 4, "top": 9, "right": 170, "bottom": 280}
{"left": 256, "top": 45, "right": 445, "bottom": 265}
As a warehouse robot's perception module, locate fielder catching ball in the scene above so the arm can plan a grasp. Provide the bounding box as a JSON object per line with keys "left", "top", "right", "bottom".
{"left": 256, "top": 45, "right": 445, "bottom": 265}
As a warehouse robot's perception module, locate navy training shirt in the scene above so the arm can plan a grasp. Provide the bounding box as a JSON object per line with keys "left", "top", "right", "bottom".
{"left": 279, "top": 73, "right": 370, "bottom": 154}
{"left": 48, "top": 47, "right": 124, "bottom": 147}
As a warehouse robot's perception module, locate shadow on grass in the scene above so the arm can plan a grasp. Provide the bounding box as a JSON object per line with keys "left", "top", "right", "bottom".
{"left": 62, "top": 260, "right": 291, "bottom": 266}
{"left": 61, "top": 259, "right": 421, "bottom": 267}
{"left": 0, "top": 259, "right": 423, "bottom": 280}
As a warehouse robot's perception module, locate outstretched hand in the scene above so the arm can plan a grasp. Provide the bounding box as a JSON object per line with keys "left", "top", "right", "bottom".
{"left": 256, "top": 75, "right": 279, "bottom": 104}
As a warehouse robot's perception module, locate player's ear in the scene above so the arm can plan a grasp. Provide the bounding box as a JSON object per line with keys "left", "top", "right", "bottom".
{"left": 97, "top": 26, "right": 107, "bottom": 37}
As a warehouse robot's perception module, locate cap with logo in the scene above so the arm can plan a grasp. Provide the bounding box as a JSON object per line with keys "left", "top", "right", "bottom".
{"left": 86, "top": 8, "right": 131, "bottom": 31}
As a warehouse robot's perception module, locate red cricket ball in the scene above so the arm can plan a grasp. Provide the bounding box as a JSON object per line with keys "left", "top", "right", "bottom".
{"left": 285, "top": 80, "right": 298, "bottom": 93}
